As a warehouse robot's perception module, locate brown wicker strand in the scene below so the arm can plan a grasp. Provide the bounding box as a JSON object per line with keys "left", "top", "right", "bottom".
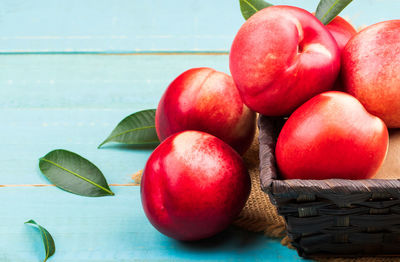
{"left": 258, "top": 115, "right": 400, "bottom": 258}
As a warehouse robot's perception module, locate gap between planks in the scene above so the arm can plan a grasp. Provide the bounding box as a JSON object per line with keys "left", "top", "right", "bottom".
{"left": 0, "top": 184, "right": 139, "bottom": 187}
{"left": 0, "top": 51, "right": 229, "bottom": 55}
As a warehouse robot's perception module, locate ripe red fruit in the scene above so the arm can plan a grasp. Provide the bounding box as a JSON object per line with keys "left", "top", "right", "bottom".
{"left": 326, "top": 16, "right": 357, "bottom": 52}
{"left": 342, "top": 20, "right": 400, "bottom": 128}
{"left": 230, "top": 6, "right": 340, "bottom": 116}
{"left": 141, "top": 131, "right": 251, "bottom": 241}
{"left": 276, "top": 91, "right": 388, "bottom": 180}
{"left": 155, "top": 67, "right": 256, "bottom": 155}
{"left": 325, "top": 15, "right": 357, "bottom": 91}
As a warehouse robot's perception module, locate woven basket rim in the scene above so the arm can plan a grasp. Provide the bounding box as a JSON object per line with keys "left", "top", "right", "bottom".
{"left": 258, "top": 115, "right": 400, "bottom": 197}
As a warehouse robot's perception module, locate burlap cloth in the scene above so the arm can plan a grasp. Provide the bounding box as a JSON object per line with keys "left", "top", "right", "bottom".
{"left": 133, "top": 127, "right": 400, "bottom": 262}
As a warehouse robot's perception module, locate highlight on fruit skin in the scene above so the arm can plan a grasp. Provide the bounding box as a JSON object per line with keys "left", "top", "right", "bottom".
{"left": 325, "top": 15, "right": 357, "bottom": 52}
{"left": 342, "top": 20, "right": 400, "bottom": 128}
{"left": 141, "top": 130, "right": 251, "bottom": 241}
{"left": 155, "top": 67, "right": 256, "bottom": 155}
{"left": 322, "top": 15, "right": 357, "bottom": 91}
{"left": 229, "top": 5, "right": 340, "bottom": 116}
{"left": 275, "top": 91, "right": 389, "bottom": 180}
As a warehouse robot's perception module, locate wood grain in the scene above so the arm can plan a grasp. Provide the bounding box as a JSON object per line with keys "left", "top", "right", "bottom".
{"left": 1, "top": 0, "right": 399, "bottom": 260}
{"left": 0, "top": 0, "right": 399, "bottom": 53}
{"left": 0, "top": 54, "right": 228, "bottom": 184}
{"left": 0, "top": 186, "right": 306, "bottom": 261}
{"left": 0, "top": 54, "right": 306, "bottom": 261}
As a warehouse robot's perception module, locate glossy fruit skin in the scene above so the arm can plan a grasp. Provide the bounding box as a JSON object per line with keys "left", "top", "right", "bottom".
{"left": 342, "top": 20, "right": 400, "bottom": 128}
{"left": 230, "top": 5, "right": 340, "bottom": 116}
{"left": 276, "top": 91, "right": 388, "bottom": 180}
{"left": 326, "top": 16, "right": 357, "bottom": 91}
{"left": 156, "top": 67, "right": 256, "bottom": 155}
{"left": 326, "top": 16, "right": 357, "bottom": 52}
{"left": 141, "top": 131, "right": 251, "bottom": 241}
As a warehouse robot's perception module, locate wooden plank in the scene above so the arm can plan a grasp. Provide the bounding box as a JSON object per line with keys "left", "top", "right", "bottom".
{"left": 0, "top": 54, "right": 310, "bottom": 260}
{"left": 0, "top": 0, "right": 398, "bottom": 53}
{"left": 1, "top": 109, "right": 153, "bottom": 185}
{"left": 0, "top": 186, "right": 308, "bottom": 261}
{"left": 0, "top": 54, "right": 229, "bottom": 109}
{"left": 0, "top": 0, "right": 242, "bottom": 53}
{"left": 0, "top": 55, "right": 228, "bottom": 184}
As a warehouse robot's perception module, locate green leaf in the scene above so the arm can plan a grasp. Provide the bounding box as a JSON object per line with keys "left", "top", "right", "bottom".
{"left": 98, "top": 109, "right": 159, "bottom": 148}
{"left": 239, "top": 0, "right": 273, "bottom": 20}
{"left": 39, "top": 149, "right": 114, "bottom": 197}
{"left": 25, "top": 220, "right": 55, "bottom": 262}
{"left": 315, "top": 0, "right": 353, "bottom": 25}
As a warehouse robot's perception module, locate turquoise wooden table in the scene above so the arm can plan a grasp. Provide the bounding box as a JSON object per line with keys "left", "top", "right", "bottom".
{"left": 1, "top": 0, "right": 398, "bottom": 261}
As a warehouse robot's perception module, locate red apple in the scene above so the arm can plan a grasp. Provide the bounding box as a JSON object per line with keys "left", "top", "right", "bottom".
{"left": 326, "top": 16, "right": 357, "bottom": 52}
{"left": 276, "top": 91, "right": 388, "bottom": 180}
{"left": 342, "top": 20, "right": 400, "bottom": 128}
{"left": 229, "top": 5, "right": 340, "bottom": 116}
{"left": 156, "top": 67, "right": 256, "bottom": 155}
{"left": 141, "top": 131, "right": 251, "bottom": 241}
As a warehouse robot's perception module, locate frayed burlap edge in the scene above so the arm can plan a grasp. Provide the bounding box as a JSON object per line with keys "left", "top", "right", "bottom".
{"left": 132, "top": 170, "right": 143, "bottom": 185}
{"left": 131, "top": 129, "right": 289, "bottom": 246}
{"left": 233, "top": 127, "right": 290, "bottom": 247}
{"left": 236, "top": 127, "right": 400, "bottom": 262}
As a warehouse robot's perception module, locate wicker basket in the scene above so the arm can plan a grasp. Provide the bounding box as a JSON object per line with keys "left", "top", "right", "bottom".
{"left": 258, "top": 115, "right": 400, "bottom": 258}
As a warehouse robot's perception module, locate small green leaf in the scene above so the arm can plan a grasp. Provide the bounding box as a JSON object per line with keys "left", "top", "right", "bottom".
{"left": 315, "top": 0, "right": 353, "bottom": 25}
{"left": 39, "top": 149, "right": 114, "bottom": 197}
{"left": 98, "top": 109, "right": 159, "bottom": 148}
{"left": 25, "top": 220, "right": 55, "bottom": 262}
{"left": 239, "top": 0, "right": 273, "bottom": 20}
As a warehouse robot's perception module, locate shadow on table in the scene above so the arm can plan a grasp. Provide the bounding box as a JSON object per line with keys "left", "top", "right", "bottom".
{"left": 161, "top": 225, "right": 310, "bottom": 261}
{"left": 177, "top": 225, "right": 274, "bottom": 251}
{"left": 98, "top": 143, "right": 159, "bottom": 151}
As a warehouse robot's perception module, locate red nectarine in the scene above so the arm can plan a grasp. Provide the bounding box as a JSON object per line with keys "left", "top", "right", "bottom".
{"left": 230, "top": 6, "right": 340, "bottom": 116}
{"left": 325, "top": 15, "right": 357, "bottom": 91}
{"left": 326, "top": 15, "right": 357, "bottom": 52}
{"left": 276, "top": 91, "right": 388, "bottom": 180}
{"left": 141, "top": 131, "right": 251, "bottom": 241}
{"left": 342, "top": 20, "right": 400, "bottom": 128}
{"left": 156, "top": 68, "right": 256, "bottom": 155}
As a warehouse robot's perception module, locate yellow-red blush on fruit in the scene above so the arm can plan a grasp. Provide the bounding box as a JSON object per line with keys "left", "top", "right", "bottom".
{"left": 156, "top": 67, "right": 256, "bottom": 155}
{"left": 276, "top": 91, "right": 389, "bottom": 180}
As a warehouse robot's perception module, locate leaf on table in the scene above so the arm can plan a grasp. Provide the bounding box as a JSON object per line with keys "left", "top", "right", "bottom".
{"left": 239, "top": 0, "right": 273, "bottom": 20}
{"left": 315, "top": 0, "right": 353, "bottom": 25}
{"left": 39, "top": 149, "right": 114, "bottom": 197}
{"left": 25, "top": 220, "right": 55, "bottom": 262}
{"left": 98, "top": 109, "right": 159, "bottom": 148}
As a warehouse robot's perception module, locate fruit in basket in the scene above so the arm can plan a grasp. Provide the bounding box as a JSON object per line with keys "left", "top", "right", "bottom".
{"left": 325, "top": 16, "right": 357, "bottom": 91}
{"left": 155, "top": 67, "right": 256, "bottom": 155}
{"left": 276, "top": 91, "right": 388, "bottom": 180}
{"left": 342, "top": 20, "right": 400, "bottom": 128}
{"left": 141, "top": 131, "right": 251, "bottom": 241}
{"left": 326, "top": 16, "right": 357, "bottom": 52}
{"left": 230, "top": 5, "right": 340, "bottom": 116}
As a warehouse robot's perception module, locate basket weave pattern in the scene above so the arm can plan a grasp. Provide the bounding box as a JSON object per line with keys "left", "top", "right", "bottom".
{"left": 258, "top": 115, "right": 400, "bottom": 257}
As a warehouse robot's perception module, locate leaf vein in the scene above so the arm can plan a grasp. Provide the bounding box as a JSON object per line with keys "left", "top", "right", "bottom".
{"left": 39, "top": 158, "right": 114, "bottom": 195}
{"left": 99, "top": 125, "right": 156, "bottom": 148}
{"left": 243, "top": 0, "right": 258, "bottom": 12}
{"left": 43, "top": 228, "right": 50, "bottom": 261}
{"left": 321, "top": 0, "right": 340, "bottom": 21}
